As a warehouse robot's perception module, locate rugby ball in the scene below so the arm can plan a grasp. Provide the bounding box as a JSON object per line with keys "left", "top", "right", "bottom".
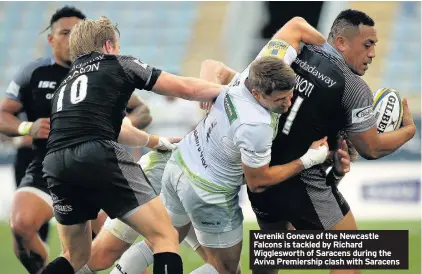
{"left": 372, "top": 88, "right": 403, "bottom": 133}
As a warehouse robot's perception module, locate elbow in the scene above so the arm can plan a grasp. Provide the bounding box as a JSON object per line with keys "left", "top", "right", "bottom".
{"left": 246, "top": 179, "right": 266, "bottom": 193}
{"left": 288, "top": 16, "right": 307, "bottom": 28}
{"left": 359, "top": 148, "right": 381, "bottom": 160}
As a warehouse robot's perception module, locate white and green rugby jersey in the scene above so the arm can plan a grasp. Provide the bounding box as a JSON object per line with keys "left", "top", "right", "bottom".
{"left": 176, "top": 39, "right": 298, "bottom": 196}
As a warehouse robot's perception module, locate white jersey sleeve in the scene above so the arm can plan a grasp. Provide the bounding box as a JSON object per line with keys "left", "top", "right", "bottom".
{"left": 233, "top": 123, "right": 273, "bottom": 168}
{"left": 256, "top": 38, "right": 298, "bottom": 65}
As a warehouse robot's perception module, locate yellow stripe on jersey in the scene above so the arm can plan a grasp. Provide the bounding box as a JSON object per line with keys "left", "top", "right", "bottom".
{"left": 258, "top": 39, "right": 291, "bottom": 59}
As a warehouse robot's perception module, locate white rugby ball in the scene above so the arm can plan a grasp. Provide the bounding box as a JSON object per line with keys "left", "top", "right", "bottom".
{"left": 372, "top": 88, "right": 403, "bottom": 133}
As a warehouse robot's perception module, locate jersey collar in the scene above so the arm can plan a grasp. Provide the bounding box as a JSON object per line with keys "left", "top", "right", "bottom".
{"left": 321, "top": 42, "right": 345, "bottom": 62}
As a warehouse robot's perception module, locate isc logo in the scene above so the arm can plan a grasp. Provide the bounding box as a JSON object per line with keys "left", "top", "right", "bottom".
{"left": 38, "top": 81, "right": 56, "bottom": 89}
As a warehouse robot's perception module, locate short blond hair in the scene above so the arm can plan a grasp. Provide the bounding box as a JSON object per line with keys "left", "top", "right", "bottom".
{"left": 69, "top": 16, "right": 120, "bottom": 61}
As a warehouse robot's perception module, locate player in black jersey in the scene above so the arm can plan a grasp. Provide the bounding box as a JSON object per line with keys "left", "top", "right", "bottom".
{"left": 200, "top": 13, "right": 415, "bottom": 274}
{"left": 40, "top": 17, "right": 222, "bottom": 274}
{"left": 0, "top": 7, "right": 86, "bottom": 274}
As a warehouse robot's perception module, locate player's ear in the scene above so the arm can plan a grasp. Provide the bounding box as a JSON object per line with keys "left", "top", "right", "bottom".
{"left": 335, "top": 36, "right": 347, "bottom": 52}
{"left": 251, "top": 89, "right": 261, "bottom": 100}
{"left": 103, "top": 39, "right": 115, "bottom": 54}
{"left": 47, "top": 33, "right": 54, "bottom": 47}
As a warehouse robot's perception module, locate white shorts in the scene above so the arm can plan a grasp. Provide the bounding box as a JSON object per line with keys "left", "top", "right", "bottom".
{"left": 161, "top": 151, "right": 244, "bottom": 248}
{"left": 138, "top": 150, "right": 172, "bottom": 193}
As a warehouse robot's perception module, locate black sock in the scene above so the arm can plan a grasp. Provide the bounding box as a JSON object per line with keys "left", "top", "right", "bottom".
{"left": 41, "top": 257, "right": 74, "bottom": 274}
{"left": 15, "top": 235, "right": 45, "bottom": 274}
{"left": 153, "top": 252, "right": 183, "bottom": 274}
{"left": 38, "top": 222, "right": 50, "bottom": 243}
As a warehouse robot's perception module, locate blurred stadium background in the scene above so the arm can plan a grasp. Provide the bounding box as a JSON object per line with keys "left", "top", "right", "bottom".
{"left": 0, "top": 1, "right": 420, "bottom": 273}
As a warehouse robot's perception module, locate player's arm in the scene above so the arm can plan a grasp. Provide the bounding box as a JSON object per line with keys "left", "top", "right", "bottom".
{"left": 152, "top": 71, "right": 223, "bottom": 102}
{"left": 126, "top": 92, "right": 152, "bottom": 129}
{"left": 342, "top": 83, "right": 416, "bottom": 160}
{"left": 0, "top": 63, "right": 49, "bottom": 138}
{"left": 118, "top": 117, "right": 180, "bottom": 150}
{"left": 326, "top": 137, "right": 351, "bottom": 186}
{"left": 119, "top": 56, "right": 223, "bottom": 102}
{"left": 199, "top": 17, "right": 325, "bottom": 88}
{"left": 235, "top": 124, "right": 329, "bottom": 193}
{"left": 348, "top": 117, "right": 415, "bottom": 160}
{"left": 0, "top": 98, "right": 24, "bottom": 136}
{"left": 268, "top": 16, "right": 325, "bottom": 52}
{"left": 200, "top": 60, "right": 238, "bottom": 85}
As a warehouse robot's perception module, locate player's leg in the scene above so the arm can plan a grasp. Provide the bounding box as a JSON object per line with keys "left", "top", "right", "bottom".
{"left": 41, "top": 147, "right": 103, "bottom": 274}
{"left": 86, "top": 217, "right": 137, "bottom": 272}
{"left": 161, "top": 152, "right": 243, "bottom": 274}
{"left": 99, "top": 140, "right": 182, "bottom": 274}
{"left": 90, "top": 210, "right": 108, "bottom": 236}
{"left": 328, "top": 208, "right": 359, "bottom": 274}
{"left": 285, "top": 182, "right": 358, "bottom": 274}
{"left": 10, "top": 185, "right": 53, "bottom": 274}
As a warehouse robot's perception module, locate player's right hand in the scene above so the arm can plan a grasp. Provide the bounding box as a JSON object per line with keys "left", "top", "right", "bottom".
{"left": 300, "top": 136, "right": 329, "bottom": 169}
{"left": 30, "top": 118, "right": 50, "bottom": 139}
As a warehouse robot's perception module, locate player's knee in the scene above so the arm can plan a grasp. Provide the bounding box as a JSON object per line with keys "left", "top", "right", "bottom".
{"left": 149, "top": 226, "right": 179, "bottom": 249}
{"left": 212, "top": 260, "right": 238, "bottom": 274}
{"left": 63, "top": 248, "right": 91, "bottom": 270}
{"left": 91, "top": 245, "right": 124, "bottom": 270}
{"left": 10, "top": 212, "right": 38, "bottom": 238}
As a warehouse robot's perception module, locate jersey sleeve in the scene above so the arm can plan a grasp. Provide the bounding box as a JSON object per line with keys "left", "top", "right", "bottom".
{"left": 256, "top": 38, "right": 298, "bottom": 65}
{"left": 233, "top": 123, "right": 273, "bottom": 168}
{"left": 341, "top": 77, "right": 376, "bottom": 133}
{"left": 5, "top": 61, "right": 37, "bottom": 104}
{"left": 117, "top": 55, "right": 162, "bottom": 91}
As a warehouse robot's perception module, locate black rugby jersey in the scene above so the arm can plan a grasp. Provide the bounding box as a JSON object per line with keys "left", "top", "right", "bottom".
{"left": 5, "top": 57, "right": 69, "bottom": 164}
{"left": 47, "top": 52, "right": 161, "bottom": 152}
{"left": 271, "top": 43, "right": 376, "bottom": 182}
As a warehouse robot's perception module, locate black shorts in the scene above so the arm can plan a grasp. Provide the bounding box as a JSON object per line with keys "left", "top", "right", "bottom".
{"left": 43, "top": 140, "right": 157, "bottom": 225}
{"left": 14, "top": 147, "right": 34, "bottom": 187}
{"left": 247, "top": 176, "right": 350, "bottom": 230}
{"left": 18, "top": 159, "right": 49, "bottom": 195}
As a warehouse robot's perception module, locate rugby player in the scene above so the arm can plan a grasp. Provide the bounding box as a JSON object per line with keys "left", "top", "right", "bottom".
{"left": 0, "top": 7, "right": 87, "bottom": 274}
{"left": 138, "top": 18, "right": 332, "bottom": 274}
{"left": 200, "top": 10, "right": 416, "bottom": 274}
{"left": 40, "top": 17, "right": 223, "bottom": 274}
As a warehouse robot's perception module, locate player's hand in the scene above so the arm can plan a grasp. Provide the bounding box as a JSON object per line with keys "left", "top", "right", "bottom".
{"left": 153, "top": 136, "right": 182, "bottom": 151}
{"left": 200, "top": 101, "right": 214, "bottom": 114}
{"left": 300, "top": 136, "right": 329, "bottom": 169}
{"left": 401, "top": 98, "right": 416, "bottom": 126}
{"left": 401, "top": 98, "right": 416, "bottom": 139}
{"left": 333, "top": 137, "right": 351, "bottom": 176}
{"left": 30, "top": 118, "right": 50, "bottom": 139}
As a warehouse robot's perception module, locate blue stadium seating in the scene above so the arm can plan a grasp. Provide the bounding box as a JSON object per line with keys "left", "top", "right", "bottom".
{"left": 381, "top": 2, "right": 421, "bottom": 93}
{"left": 0, "top": 1, "right": 199, "bottom": 93}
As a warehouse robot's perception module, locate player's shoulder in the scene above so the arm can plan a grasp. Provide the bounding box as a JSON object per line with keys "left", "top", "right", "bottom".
{"left": 297, "top": 44, "right": 346, "bottom": 89}
{"left": 227, "top": 87, "right": 272, "bottom": 127}
{"left": 20, "top": 56, "right": 54, "bottom": 75}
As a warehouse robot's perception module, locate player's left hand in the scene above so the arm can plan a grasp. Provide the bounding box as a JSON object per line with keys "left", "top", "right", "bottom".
{"left": 153, "top": 136, "right": 182, "bottom": 151}
{"left": 333, "top": 137, "right": 351, "bottom": 176}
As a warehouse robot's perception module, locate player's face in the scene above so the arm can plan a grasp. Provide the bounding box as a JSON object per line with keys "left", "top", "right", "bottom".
{"left": 258, "top": 88, "right": 294, "bottom": 114}
{"left": 342, "top": 25, "right": 377, "bottom": 76}
{"left": 48, "top": 17, "right": 82, "bottom": 66}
